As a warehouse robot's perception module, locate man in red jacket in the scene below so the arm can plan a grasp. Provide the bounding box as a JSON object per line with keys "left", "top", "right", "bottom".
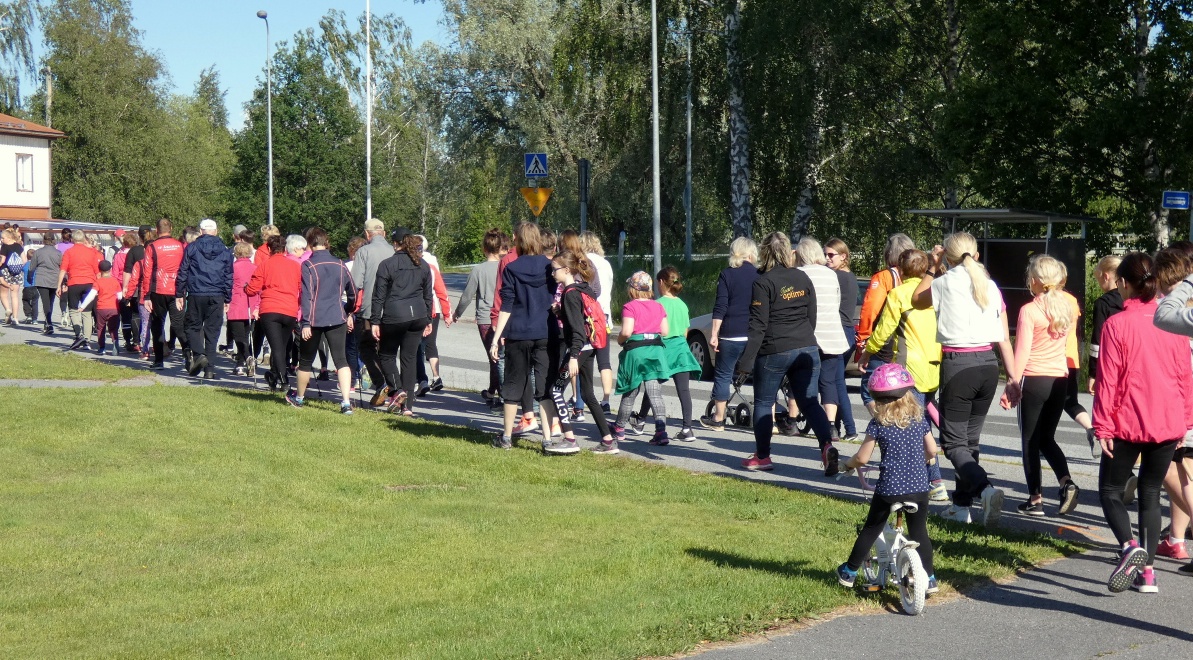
{"left": 139, "top": 218, "right": 188, "bottom": 370}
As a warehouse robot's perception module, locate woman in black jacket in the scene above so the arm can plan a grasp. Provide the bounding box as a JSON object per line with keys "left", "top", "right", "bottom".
{"left": 370, "top": 228, "right": 433, "bottom": 416}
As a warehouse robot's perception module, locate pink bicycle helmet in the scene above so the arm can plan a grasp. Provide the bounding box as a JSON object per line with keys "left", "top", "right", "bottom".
{"left": 868, "top": 363, "right": 915, "bottom": 401}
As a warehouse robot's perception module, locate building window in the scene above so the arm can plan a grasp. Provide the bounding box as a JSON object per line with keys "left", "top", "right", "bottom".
{"left": 15, "top": 153, "right": 32, "bottom": 192}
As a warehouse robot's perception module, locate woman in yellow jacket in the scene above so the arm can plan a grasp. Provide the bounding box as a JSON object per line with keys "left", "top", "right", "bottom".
{"left": 859, "top": 248, "right": 948, "bottom": 501}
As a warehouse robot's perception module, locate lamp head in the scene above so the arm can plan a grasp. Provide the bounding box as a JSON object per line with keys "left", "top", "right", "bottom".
{"left": 256, "top": 10, "right": 267, "bottom": 19}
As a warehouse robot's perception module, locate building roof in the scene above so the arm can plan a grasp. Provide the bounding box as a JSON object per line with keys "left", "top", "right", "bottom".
{"left": 12, "top": 220, "right": 138, "bottom": 233}
{"left": 0, "top": 112, "right": 65, "bottom": 140}
{"left": 906, "top": 208, "right": 1101, "bottom": 224}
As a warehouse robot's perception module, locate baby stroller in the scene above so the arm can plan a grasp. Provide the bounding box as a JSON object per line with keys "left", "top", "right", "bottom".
{"left": 704, "top": 372, "right": 801, "bottom": 429}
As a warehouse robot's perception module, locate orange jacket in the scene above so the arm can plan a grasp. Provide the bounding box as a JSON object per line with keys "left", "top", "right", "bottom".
{"left": 856, "top": 268, "right": 900, "bottom": 351}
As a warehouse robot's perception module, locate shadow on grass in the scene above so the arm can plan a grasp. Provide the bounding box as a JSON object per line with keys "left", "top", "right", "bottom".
{"left": 685, "top": 547, "right": 815, "bottom": 580}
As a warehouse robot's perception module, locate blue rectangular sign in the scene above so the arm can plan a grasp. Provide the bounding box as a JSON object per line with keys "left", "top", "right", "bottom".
{"left": 1162, "top": 190, "right": 1190, "bottom": 210}
{"left": 524, "top": 153, "right": 548, "bottom": 178}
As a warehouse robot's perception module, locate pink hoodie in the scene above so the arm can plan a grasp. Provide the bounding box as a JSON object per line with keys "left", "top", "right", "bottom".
{"left": 1093, "top": 297, "right": 1193, "bottom": 443}
{"left": 228, "top": 257, "right": 260, "bottom": 321}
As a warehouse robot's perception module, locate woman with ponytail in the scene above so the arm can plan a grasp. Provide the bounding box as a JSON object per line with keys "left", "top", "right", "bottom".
{"left": 370, "top": 228, "right": 434, "bottom": 416}
{"left": 911, "top": 232, "right": 1013, "bottom": 526}
{"left": 1096, "top": 253, "right": 1193, "bottom": 593}
{"left": 1007, "top": 255, "right": 1080, "bottom": 517}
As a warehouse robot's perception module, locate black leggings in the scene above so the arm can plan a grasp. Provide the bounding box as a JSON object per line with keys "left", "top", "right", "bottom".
{"left": 1100, "top": 439, "right": 1179, "bottom": 564}
{"left": 638, "top": 371, "right": 693, "bottom": 428}
{"left": 259, "top": 312, "right": 297, "bottom": 385}
{"left": 37, "top": 286, "right": 55, "bottom": 326}
{"left": 1018, "top": 375, "right": 1071, "bottom": 497}
{"left": 938, "top": 351, "right": 998, "bottom": 507}
{"left": 847, "top": 491, "right": 934, "bottom": 576}
{"left": 378, "top": 318, "right": 429, "bottom": 401}
{"left": 299, "top": 324, "right": 348, "bottom": 371}
{"left": 150, "top": 292, "right": 186, "bottom": 362}
{"left": 1064, "top": 367, "right": 1087, "bottom": 419}
{"left": 228, "top": 320, "right": 249, "bottom": 367}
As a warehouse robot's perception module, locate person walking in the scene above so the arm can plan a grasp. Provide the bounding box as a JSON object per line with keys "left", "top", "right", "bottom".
{"left": 227, "top": 242, "right": 259, "bottom": 376}
{"left": 244, "top": 234, "right": 301, "bottom": 392}
{"left": 351, "top": 218, "right": 396, "bottom": 406}
{"left": 910, "top": 232, "right": 1012, "bottom": 527}
{"left": 700, "top": 237, "right": 759, "bottom": 431}
{"left": 175, "top": 218, "right": 232, "bottom": 379}
{"left": 139, "top": 219, "right": 188, "bottom": 370}
{"left": 1093, "top": 252, "right": 1193, "bottom": 593}
{"left": 795, "top": 238, "right": 851, "bottom": 460}
{"left": 453, "top": 228, "right": 505, "bottom": 403}
{"left": 21, "top": 248, "right": 37, "bottom": 323}
{"left": 414, "top": 235, "right": 452, "bottom": 395}
{"left": 90, "top": 261, "right": 123, "bottom": 356}
{"left": 28, "top": 237, "right": 61, "bottom": 335}
{"left": 582, "top": 231, "right": 616, "bottom": 412}
{"left": 1005, "top": 255, "right": 1080, "bottom": 517}
{"left": 823, "top": 237, "right": 859, "bottom": 440}
{"left": 287, "top": 227, "right": 359, "bottom": 414}
{"left": 737, "top": 232, "right": 835, "bottom": 473}
{"left": 634, "top": 266, "right": 701, "bottom": 441}
{"left": 370, "top": 228, "right": 433, "bottom": 416}
{"left": 56, "top": 231, "right": 101, "bottom": 350}
{"left": 857, "top": 233, "right": 916, "bottom": 417}
{"left": 0, "top": 228, "right": 25, "bottom": 325}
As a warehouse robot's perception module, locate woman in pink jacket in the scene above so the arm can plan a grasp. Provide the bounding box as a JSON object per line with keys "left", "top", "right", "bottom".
{"left": 227, "top": 242, "right": 260, "bottom": 376}
{"left": 1094, "top": 252, "right": 1193, "bottom": 595}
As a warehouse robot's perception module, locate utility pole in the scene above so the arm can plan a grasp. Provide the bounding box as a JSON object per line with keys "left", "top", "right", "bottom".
{"left": 684, "top": 8, "right": 693, "bottom": 266}
{"left": 366, "top": 0, "right": 373, "bottom": 223}
{"left": 42, "top": 66, "right": 51, "bottom": 128}
{"left": 650, "top": 0, "right": 662, "bottom": 278}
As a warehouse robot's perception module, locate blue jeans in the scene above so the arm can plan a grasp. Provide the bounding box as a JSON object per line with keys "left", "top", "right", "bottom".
{"left": 835, "top": 326, "right": 858, "bottom": 435}
{"left": 859, "top": 356, "right": 887, "bottom": 405}
{"left": 751, "top": 346, "right": 834, "bottom": 459}
{"left": 712, "top": 339, "right": 747, "bottom": 402}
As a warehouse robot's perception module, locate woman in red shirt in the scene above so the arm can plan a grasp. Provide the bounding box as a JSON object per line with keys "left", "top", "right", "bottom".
{"left": 244, "top": 234, "right": 301, "bottom": 392}
{"left": 1095, "top": 252, "right": 1193, "bottom": 594}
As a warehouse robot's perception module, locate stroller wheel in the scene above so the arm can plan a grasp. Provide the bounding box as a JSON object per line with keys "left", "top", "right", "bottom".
{"left": 705, "top": 400, "right": 716, "bottom": 418}
{"left": 733, "top": 403, "right": 751, "bottom": 427}
{"left": 796, "top": 412, "right": 811, "bottom": 437}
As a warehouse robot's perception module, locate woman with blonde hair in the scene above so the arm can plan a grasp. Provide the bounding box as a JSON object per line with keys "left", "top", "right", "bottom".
{"left": 700, "top": 236, "right": 759, "bottom": 431}
{"left": 911, "top": 232, "right": 1014, "bottom": 526}
{"left": 794, "top": 237, "right": 851, "bottom": 467}
{"left": 1006, "top": 255, "right": 1080, "bottom": 517}
{"left": 0, "top": 227, "right": 25, "bottom": 325}
{"left": 737, "top": 232, "right": 835, "bottom": 473}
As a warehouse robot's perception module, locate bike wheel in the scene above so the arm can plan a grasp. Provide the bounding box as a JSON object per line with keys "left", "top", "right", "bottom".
{"left": 896, "top": 547, "right": 927, "bottom": 615}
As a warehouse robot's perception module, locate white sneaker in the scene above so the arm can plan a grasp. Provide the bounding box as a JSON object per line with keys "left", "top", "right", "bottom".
{"left": 978, "top": 485, "right": 1005, "bottom": 527}
{"left": 939, "top": 504, "right": 972, "bottom": 524}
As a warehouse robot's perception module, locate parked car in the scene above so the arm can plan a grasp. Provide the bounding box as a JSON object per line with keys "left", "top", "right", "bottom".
{"left": 686, "top": 276, "right": 869, "bottom": 380}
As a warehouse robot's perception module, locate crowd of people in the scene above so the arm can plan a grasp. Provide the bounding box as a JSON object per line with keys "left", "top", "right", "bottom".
{"left": 4, "top": 218, "right": 1192, "bottom": 595}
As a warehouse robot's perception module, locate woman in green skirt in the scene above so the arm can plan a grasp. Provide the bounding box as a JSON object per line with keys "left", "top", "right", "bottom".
{"left": 633, "top": 266, "right": 701, "bottom": 441}
{"left": 613, "top": 271, "right": 673, "bottom": 446}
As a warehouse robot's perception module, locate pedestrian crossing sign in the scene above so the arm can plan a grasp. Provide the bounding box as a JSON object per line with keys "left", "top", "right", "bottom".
{"left": 524, "top": 153, "right": 548, "bottom": 178}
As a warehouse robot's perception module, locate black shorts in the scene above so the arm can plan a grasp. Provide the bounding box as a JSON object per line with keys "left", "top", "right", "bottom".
{"left": 596, "top": 342, "right": 611, "bottom": 371}
{"left": 502, "top": 338, "right": 548, "bottom": 403}
{"left": 299, "top": 324, "right": 348, "bottom": 371}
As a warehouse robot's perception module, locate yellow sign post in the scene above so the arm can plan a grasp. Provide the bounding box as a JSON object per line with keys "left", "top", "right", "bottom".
{"left": 519, "top": 187, "right": 553, "bottom": 217}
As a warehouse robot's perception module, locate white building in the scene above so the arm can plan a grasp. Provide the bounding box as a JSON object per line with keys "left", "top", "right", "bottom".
{"left": 0, "top": 112, "right": 64, "bottom": 223}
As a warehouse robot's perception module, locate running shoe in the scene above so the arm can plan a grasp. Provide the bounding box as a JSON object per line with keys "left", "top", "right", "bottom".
{"left": 512, "top": 416, "right": 539, "bottom": 437}
{"left": 929, "top": 480, "right": 949, "bottom": 502}
{"left": 1157, "top": 537, "right": 1190, "bottom": 560}
{"left": 610, "top": 423, "right": 626, "bottom": 443}
{"left": 233, "top": 366, "right": 246, "bottom": 377}
{"left": 699, "top": 415, "right": 725, "bottom": 432}
{"left": 491, "top": 433, "right": 512, "bottom": 450}
{"left": 648, "top": 432, "right": 669, "bottom": 446}
{"left": 628, "top": 414, "right": 646, "bottom": 435}
{"left": 938, "top": 505, "right": 972, "bottom": 524}
{"left": 1132, "top": 568, "right": 1158, "bottom": 593}
{"left": 571, "top": 409, "right": 586, "bottom": 423}
{"left": 1087, "top": 428, "right": 1101, "bottom": 460}
{"left": 926, "top": 575, "right": 940, "bottom": 595}
{"left": 416, "top": 380, "right": 430, "bottom": 397}
{"left": 150, "top": 362, "right": 166, "bottom": 371}
{"left": 600, "top": 401, "right": 611, "bottom": 415}
{"left": 384, "top": 389, "right": 408, "bottom": 413}
{"left": 776, "top": 416, "right": 798, "bottom": 437}
{"left": 592, "top": 439, "right": 620, "bottom": 455}
{"left": 187, "top": 354, "right": 208, "bottom": 377}
{"left": 822, "top": 443, "right": 840, "bottom": 477}
{"left": 41, "top": 325, "right": 53, "bottom": 336}
{"left": 203, "top": 369, "right": 214, "bottom": 381}
{"left": 369, "top": 385, "right": 390, "bottom": 407}
{"left": 264, "top": 371, "right": 278, "bottom": 391}
{"left": 285, "top": 391, "right": 304, "bottom": 408}
{"left": 543, "top": 438, "right": 581, "bottom": 455}
{"left": 430, "top": 377, "right": 444, "bottom": 391}
{"left": 841, "top": 432, "right": 860, "bottom": 442}
{"left": 978, "top": 485, "right": 1005, "bottom": 527}
{"left": 1058, "top": 482, "right": 1080, "bottom": 516}
{"left": 741, "top": 454, "right": 773, "bottom": 471}
{"left": 1017, "top": 501, "right": 1045, "bottom": 517}
{"left": 340, "top": 402, "right": 354, "bottom": 415}
{"left": 1123, "top": 475, "right": 1138, "bottom": 505}
{"left": 480, "top": 389, "right": 496, "bottom": 404}
{"left": 836, "top": 563, "right": 857, "bottom": 588}
{"left": 675, "top": 428, "right": 697, "bottom": 442}
{"left": 68, "top": 336, "right": 86, "bottom": 350}
{"left": 1109, "top": 541, "right": 1147, "bottom": 593}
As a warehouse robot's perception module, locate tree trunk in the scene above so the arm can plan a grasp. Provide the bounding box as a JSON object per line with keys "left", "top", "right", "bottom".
{"left": 725, "top": 0, "right": 752, "bottom": 239}
{"left": 790, "top": 54, "right": 825, "bottom": 244}
{"left": 942, "top": 0, "right": 961, "bottom": 212}
{"left": 420, "top": 125, "right": 430, "bottom": 236}
{"left": 1134, "top": 1, "right": 1169, "bottom": 246}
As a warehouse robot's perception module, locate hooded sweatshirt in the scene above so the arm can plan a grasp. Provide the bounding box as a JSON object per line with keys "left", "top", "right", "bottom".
{"left": 370, "top": 251, "right": 433, "bottom": 325}
{"left": 559, "top": 280, "right": 599, "bottom": 359}
{"left": 228, "top": 257, "right": 260, "bottom": 321}
{"left": 176, "top": 234, "right": 233, "bottom": 302}
{"left": 499, "top": 254, "right": 553, "bottom": 341}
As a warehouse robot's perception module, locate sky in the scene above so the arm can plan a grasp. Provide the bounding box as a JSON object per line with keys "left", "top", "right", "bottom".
{"left": 115, "top": 1, "right": 446, "bottom": 130}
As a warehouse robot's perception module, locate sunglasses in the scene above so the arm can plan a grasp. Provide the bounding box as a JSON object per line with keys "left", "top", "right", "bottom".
{"left": 824, "top": 252, "right": 840, "bottom": 259}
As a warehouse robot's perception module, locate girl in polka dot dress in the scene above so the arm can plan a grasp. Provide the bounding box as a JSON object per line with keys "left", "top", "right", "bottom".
{"left": 836, "top": 363, "right": 941, "bottom": 594}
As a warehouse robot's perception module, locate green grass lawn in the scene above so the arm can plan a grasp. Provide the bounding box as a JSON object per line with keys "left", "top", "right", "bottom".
{"left": 0, "top": 385, "right": 1079, "bottom": 658}
{"left": 0, "top": 344, "right": 143, "bottom": 381}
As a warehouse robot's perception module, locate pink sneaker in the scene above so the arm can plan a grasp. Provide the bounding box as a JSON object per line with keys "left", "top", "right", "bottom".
{"left": 1132, "top": 568, "right": 1158, "bottom": 593}
{"left": 1157, "top": 537, "right": 1190, "bottom": 560}
{"left": 742, "top": 454, "right": 774, "bottom": 471}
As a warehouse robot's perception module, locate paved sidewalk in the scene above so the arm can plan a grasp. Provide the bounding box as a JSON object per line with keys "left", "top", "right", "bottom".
{"left": 4, "top": 282, "right": 1191, "bottom": 658}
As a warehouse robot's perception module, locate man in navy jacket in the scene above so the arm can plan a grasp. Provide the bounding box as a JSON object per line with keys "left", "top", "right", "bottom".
{"left": 176, "top": 218, "right": 232, "bottom": 378}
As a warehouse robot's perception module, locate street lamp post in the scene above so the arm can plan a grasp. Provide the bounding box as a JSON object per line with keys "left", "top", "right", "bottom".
{"left": 366, "top": 0, "right": 373, "bottom": 223}
{"left": 257, "top": 10, "right": 275, "bottom": 226}
{"left": 650, "top": 0, "right": 662, "bottom": 279}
